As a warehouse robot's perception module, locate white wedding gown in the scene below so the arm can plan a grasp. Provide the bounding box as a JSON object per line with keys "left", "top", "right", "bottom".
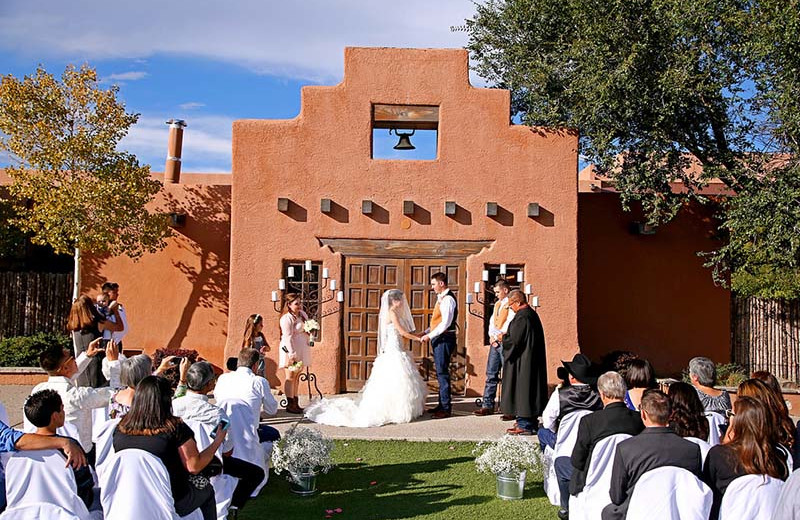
{"left": 304, "top": 321, "right": 428, "bottom": 427}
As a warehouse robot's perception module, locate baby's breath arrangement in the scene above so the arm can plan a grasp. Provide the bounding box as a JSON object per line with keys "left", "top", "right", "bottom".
{"left": 473, "top": 435, "right": 543, "bottom": 477}
{"left": 271, "top": 425, "right": 334, "bottom": 483}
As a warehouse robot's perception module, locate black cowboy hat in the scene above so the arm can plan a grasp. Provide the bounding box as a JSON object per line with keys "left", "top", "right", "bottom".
{"left": 561, "top": 353, "right": 597, "bottom": 385}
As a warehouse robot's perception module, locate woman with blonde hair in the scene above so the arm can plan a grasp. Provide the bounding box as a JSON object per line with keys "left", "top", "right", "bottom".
{"left": 279, "top": 293, "right": 311, "bottom": 414}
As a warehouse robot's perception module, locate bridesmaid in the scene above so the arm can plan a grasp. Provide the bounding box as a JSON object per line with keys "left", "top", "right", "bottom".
{"left": 241, "top": 313, "right": 270, "bottom": 376}
{"left": 279, "top": 293, "right": 311, "bottom": 414}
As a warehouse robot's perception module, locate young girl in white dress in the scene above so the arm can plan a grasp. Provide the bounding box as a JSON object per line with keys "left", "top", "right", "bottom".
{"left": 305, "top": 289, "right": 428, "bottom": 427}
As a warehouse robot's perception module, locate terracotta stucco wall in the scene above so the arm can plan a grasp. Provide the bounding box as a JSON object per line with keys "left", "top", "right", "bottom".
{"left": 577, "top": 193, "right": 731, "bottom": 376}
{"left": 228, "top": 47, "right": 579, "bottom": 394}
{"left": 82, "top": 175, "right": 231, "bottom": 367}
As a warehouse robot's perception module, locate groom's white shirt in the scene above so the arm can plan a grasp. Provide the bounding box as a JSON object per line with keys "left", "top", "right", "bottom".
{"left": 428, "top": 289, "right": 456, "bottom": 340}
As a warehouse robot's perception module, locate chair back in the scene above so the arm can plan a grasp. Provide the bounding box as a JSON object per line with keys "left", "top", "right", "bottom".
{"left": 627, "top": 466, "right": 712, "bottom": 520}
{"left": 705, "top": 412, "right": 726, "bottom": 446}
{"left": 719, "top": 474, "right": 784, "bottom": 520}
{"left": 0, "top": 501, "right": 84, "bottom": 520}
{"left": 774, "top": 468, "right": 800, "bottom": 520}
{"left": 554, "top": 410, "right": 592, "bottom": 459}
{"left": 684, "top": 437, "right": 712, "bottom": 466}
{"left": 93, "top": 417, "right": 121, "bottom": 481}
{"left": 4, "top": 449, "right": 91, "bottom": 520}
{"left": 569, "top": 433, "right": 631, "bottom": 520}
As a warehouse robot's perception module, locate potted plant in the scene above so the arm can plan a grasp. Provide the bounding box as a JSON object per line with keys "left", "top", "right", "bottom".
{"left": 474, "top": 434, "right": 542, "bottom": 500}
{"left": 271, "top": 425, "right": 334, "bottom": 495}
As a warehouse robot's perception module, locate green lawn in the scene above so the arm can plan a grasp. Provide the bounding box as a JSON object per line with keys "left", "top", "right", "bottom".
{"left": 240, "top": 440, "right": 559, "bottom": 520}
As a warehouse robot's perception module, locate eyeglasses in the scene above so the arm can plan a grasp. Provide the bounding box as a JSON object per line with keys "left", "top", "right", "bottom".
{"left": 725, "top": 409, "right": 735, "bottom": 419}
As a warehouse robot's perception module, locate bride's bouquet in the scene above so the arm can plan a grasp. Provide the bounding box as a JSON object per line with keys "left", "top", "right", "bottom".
{"left": 473, "top": 434, "right": 543, "bottom": 477}
{"left": 303, "top": 319, "right": 320, "bottom": 346}
{"left": 271, "top": 425, "right": 334, "bottom": 483}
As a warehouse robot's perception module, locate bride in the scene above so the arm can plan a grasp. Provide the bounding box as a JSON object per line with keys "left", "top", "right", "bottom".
{"left": 304, "top": 289, "right": 428, "bottom": 427}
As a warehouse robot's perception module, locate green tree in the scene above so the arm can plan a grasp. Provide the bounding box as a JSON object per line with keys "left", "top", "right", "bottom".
{"left": 466, "top": 0, "right": 800, "bottom": 298}
{"left": 0, "top": 64, "right": 170, "bottom": 298}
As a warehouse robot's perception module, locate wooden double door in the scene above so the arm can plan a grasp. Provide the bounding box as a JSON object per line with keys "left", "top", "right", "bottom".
{"left": 343, "top": 257, "right": 465, "bottom": 391}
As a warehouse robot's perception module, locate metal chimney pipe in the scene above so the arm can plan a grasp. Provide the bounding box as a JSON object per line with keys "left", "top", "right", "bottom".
{"left": 164, "top": 119, "right": 187, "bottom": 184}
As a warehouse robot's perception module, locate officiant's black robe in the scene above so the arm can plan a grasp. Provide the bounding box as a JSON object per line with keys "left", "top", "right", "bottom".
{"left": 500, "top": 305, "right": 548, "bottom": 419}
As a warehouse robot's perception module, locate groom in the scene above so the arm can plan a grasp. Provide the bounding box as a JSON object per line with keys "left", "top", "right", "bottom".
{"left": 421, "top": 272, "right": 458, "bottom": 419}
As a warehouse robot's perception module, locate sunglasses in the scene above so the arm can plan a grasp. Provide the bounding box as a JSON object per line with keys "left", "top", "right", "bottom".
{"left": 725, "top": 409, "right": 735, "bottom": 419}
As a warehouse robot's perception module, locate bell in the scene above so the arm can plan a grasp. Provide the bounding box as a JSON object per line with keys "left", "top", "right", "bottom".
{"left": 390, "top": 128, "right": 416, "bottom": 150}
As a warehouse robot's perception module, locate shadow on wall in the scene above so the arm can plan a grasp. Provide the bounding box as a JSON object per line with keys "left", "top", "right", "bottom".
{"left": 163, "top": 185, "right": 231, "bottom": 351}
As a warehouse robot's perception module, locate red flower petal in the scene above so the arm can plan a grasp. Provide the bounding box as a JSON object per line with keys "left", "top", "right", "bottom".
{"left": 334, "top": 508, "right": 343, "bottom": 513}
{"left": 370, "top": 481, "right": 377, "bottom": 485}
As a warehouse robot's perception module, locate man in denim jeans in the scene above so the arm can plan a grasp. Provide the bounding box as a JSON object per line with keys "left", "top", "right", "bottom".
{"left": 474, "top": 280, "right": 514, "bottom": 416}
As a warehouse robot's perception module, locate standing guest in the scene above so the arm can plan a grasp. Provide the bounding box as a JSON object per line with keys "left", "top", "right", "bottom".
{"left": 278, "top": 293, "right": 311, "bottom": 414}
{"left": 214, "top": 348, "right": 280, "bottom": 444}
{"left": 102, "top": 282, "right": 128, "bottom": 349}
{"left": 602, "top": 390, "right": 702, "bottom": 520}
{"left": 241, "top": 314, "right": 270, "bottom": 377}
{"left": 23, "top": 390, "right": 94, "bottom": 508}
{"left": 173, "top": 362, "right": 265, "bottom": 517}
{"left": 667, "top": 381, "right": 710, "bottom": 441}
{"left": 702, "top": 396, "right": 789, "bottom": 519}
{"left": 420, "top": 272, "right": 458, "bottom": 419}
{"left": 737, "top": 379, "right": 795, "bottom": 457}
{"left": 688, "top": 356, "right": 731, "bottom": 415}
{"left": 113, "top": 376, "right": 225, "bottom": 520}
{"left": 474, "top": 280, "right": 515, "bottom": 416}
{"left": 621, "top": 358, "right": 657, "bottom": 411}
{"left": 501, "top": 290, "right": 549, "bottom": 435}
{"left": 67, "top": 294, "right": 123, "bottom": 388}
{"left": 32, "top": 338, "right": 120, "bottom": 462}
{"left": 570, "top": 372, "right": 644, "bottom": 498}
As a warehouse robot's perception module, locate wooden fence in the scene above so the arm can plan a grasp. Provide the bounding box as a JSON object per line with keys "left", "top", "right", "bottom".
{"left": 733, "top": 296, "right": 800, "bottom": 382}
{"left": 0, "top": 272, "right": 73, "bottom": 338}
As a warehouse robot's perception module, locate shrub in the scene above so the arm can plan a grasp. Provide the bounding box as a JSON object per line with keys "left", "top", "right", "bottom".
{"left": 0, "top": 332, "right": 71, "bottom": 367}
{"left": 151, "top": 347, "right": 199, "bottom": 388}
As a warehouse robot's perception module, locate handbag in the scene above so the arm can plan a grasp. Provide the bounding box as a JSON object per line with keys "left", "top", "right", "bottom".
{"left": 200, "top": 455, "right": 223, "bottom": 478}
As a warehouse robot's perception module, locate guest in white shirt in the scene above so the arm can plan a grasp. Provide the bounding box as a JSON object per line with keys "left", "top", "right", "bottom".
{"left": 214, "top": 349, "right": 280, "bottom": 443}
{"left": 174, "top": 361, "right": 265, "bottom": 515}
{"left": 31, "top": 338, "right": 120, "bottom": 461}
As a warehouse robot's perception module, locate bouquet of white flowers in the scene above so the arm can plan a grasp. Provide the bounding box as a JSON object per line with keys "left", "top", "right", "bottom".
{"left": 271, "top": 425, "right": 334, "bottom": 483}
{"left": 303, "top": 319, "right": 320, "bottom": 345}
{"left": 473, "top": 434, "right": 543, "bottom": 477}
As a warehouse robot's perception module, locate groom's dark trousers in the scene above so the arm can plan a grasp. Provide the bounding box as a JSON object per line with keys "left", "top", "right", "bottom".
{"left": 432, "top": 331, "right": 457, "bottom": 412}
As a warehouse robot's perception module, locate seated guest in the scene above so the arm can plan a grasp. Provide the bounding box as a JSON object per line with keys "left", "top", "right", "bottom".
{"left": 688, "top": 357, "right": 731, "bottom": 415}
{"left": 736, "top": 378, "right": 795, "bottom": 460}
{"left": 570, "top": 372, "right": 644, "bottom": 504}
{"left": 173, "top": 361, "right": 266, "bottom": 516}
{"left": 751, "top": 370, "right": 800, "bottom": 471}
{"left": 602, "top": 390, "right": 702, "bottom": 520}
{"left": 109, "top": 354, "right": 188, "bottom": 419}
{"left": 667, "top": 381, "right": 709, "bottom": 441}
{"left": 538, "top": 354, "right": 602, "bottom": 517}
{"left": 32, "top": 338, "right": 120, "bottom": 460}
{"left": 23, "top": 390, "right": 94, "bottom": 508}
{"left": 620, "top": 358, "right": 657, "bottom": 411}
{"left": 113, "top": 376, "right": 226, "bottom": 520}
{"left": 702, "top": 396, "right": 789, "bottom": 519}
{"left": 214, "top": 348, "right": 279, "bottom": 443}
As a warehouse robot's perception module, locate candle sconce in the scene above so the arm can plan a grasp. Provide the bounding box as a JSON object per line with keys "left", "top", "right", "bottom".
{"left": 467, "top": 264, "right": 525, "bottom": 320}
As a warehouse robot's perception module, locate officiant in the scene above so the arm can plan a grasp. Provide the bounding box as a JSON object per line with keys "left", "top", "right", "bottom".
{"left": 500, "top": 290, "right": 548, "bottom": 435}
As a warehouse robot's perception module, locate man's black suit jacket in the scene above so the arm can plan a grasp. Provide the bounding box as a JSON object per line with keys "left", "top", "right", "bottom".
{"left": 569, "top": 401, "right": 644, "bottom": 495}
{"left": 601, "top": 427, "right": 702, "bottom": 520}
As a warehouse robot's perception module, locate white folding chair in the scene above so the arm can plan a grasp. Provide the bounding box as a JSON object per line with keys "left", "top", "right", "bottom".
{"left": 719, "top": 474, "right": 784, "bottom": 520}
{"left": 216, "top": 398, "right": 270, "bottom": 497}
{"left": 3, "top": 449, "right": 92, "bottom": 520}
{"left": 627, "top": 466, "right": 712, "bottom": 520}
{"left": 99, "top": 448, "right": 202, "bottom": 520}
{"left": 773, "top": 468, "right": 800, "bottom": 520}
{"left": 184, "top": 419, "right": 239, "bottom": 520}
{"left": 0, "top": 502, "right": 85, "bottom": 520}
{"left": 93, "top": 417, "right": 121, "bottom": 482}
{"left": 569, "top": 433, "right": 631, "bottom": 520}
{"left": 543, "top": 410, "right": 592, "bottom": 507}
{"left": 705, "top": 412, "right": 726, "bottom": 446}
{"left": 684, "top": 437, "right": 711, "bottom": 466}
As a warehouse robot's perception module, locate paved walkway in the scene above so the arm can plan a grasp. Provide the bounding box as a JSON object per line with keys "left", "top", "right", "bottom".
{"left": 1, "top": 385, "right": 516, "bottom": 442}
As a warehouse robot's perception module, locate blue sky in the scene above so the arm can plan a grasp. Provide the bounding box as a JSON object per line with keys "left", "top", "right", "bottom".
{"left": 0, "top": 1, "right": 479, "bottom": 172}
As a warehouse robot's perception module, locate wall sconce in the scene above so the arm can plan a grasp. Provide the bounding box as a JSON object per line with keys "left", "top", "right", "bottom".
{"left": 321, "top": 198, "right": 332, "bottom": 213}
{"left": 168, "top": 212, "right": 187, "bottom": 228}
{"left": 403, "top": 200, "right": 415, "bottom": 215}
{"left": 527, "top": 203, "right": 540, "bottom": 218}
{"left": 445, "top": 201, "right": 456, "bottom": 216}
{"left": 362, "top": 200, "right": 374, "bottom": 215}
{"left": 271, "top": 260, "right": 343, "bottom": 315}
{"left": 277, "top": 197, "right": 290, "bottom": 212}
{"left": 486, "top": 202, "right": 498, "bottom": 217}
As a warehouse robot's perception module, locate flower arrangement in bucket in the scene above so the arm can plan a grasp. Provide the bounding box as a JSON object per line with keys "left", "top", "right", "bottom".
{"left": 271, "top": 424, "right": 334, "bottom": 495}
{"left": 303, "top": 319, "right": 320, "bottom": 346}
{"left": 474, "top": 434, "right": 543, "bottom": 500}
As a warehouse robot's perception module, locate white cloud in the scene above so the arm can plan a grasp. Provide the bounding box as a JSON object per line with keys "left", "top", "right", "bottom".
{"left": 104, "top": 71, "right": 148, "bottom": 82}
{"left": 179, "top": 102, "right": 206, "bottom": 110}
{"left": 0, "top": 0, "right": 479, "bottom": 82}
{"left": 122, "top": 114, "right": 232, "bottom": 173}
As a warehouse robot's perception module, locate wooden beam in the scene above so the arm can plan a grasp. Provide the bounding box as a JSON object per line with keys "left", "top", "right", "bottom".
{"left": 373, "top": 104, "right": 439, "bottom": 130}
{"left": 318, "top": 238, "right": 493, "bottom": 258}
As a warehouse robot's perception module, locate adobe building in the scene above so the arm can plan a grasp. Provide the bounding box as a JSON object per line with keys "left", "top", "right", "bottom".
{"left": 62, "top": 47, "right": 729, "bottom": 395}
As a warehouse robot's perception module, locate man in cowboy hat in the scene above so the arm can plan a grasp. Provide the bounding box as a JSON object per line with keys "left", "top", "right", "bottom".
{"left": 499, "top": 290, "right": 548, "bottom": 435}
{"left": 538, "top": 353, "right": 603, "bottom": 519}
